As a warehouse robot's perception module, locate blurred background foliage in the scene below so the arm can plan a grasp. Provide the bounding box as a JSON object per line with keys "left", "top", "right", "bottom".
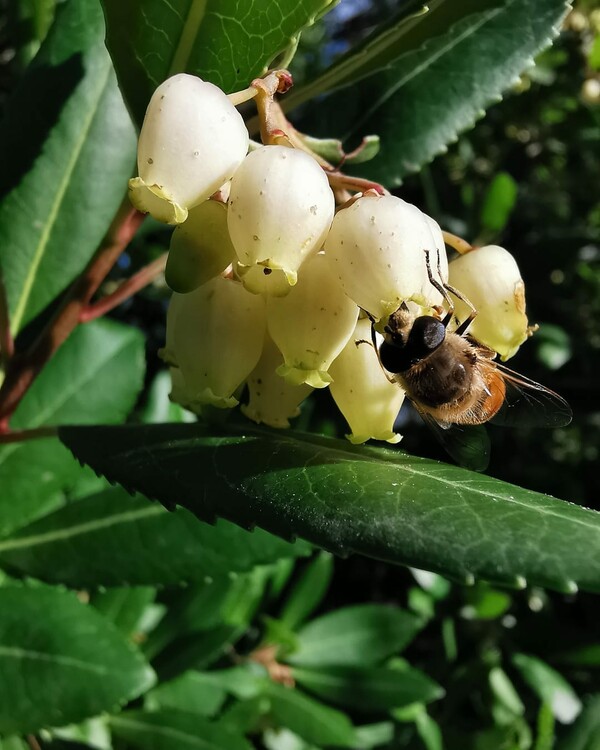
{"left": 0, "top": 1, "right": 599, "bottom": 748}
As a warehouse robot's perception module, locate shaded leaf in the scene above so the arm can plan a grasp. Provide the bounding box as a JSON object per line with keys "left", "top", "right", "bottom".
{"left": 290, "top": 604, "right": 422, "bottom": 667}
{"left": 145, "top": 671, "right": 226, "bottom": 717}
{"left": 556, "top": 695, "right": 600, "bottom": 750}
{"left": 0, "top": 320, "right": 144, "bottom": 538}
{"left": 0, "top": 0, "right": 136, "bottom": 333}
{"left": 59, "top": 422, "right": 600, "bottom": 594}
{"left": 279, "top": 551, "right": 334, "bottom": 630}
{"left": 266, "top": 682, "right": 356, "bottom": 748}
{"left": 90, "top": 586, "right": 156, "bottom": 637}
{"left": 0, "top": 585, "right": 155, "bottom": 734}
{"left": 102, "top": 0, "right": 338, "bottom": 127}
{"left": 110, "top": 710, "right": 252, "bottom": 750}
{"left": 295, "top": 0, "right": 569, "bottom": 185}
{"left": 293, "top": 664, "right": 443, "bottom": 712}
{"left": 0, "top": 487, "right": 308, "bottom": 587}
{"left": 153, "top": 625, "right": 243, "bottom": 682}
{"left": 480, "top": 172, "right": 518, "bottom": 235}
{"left": 512, "top": 653, "right": 581, "bottom": 724}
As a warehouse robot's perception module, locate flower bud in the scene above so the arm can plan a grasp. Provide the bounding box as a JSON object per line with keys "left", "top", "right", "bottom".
{"left": 267, "top": 253, "right": 359, "bottom": 388}
{"left": 324, "top": 193, "right": 447, "bottom": 321}
{"left": 329, "top": 318, "right": 405, "bottom": 444}
{"left": 448, "top": 245, "right": 529, "bottom": 360}
{"left": 228, "top": 145, "right": 335, "bottom": 296}
{"left": 241, "top": 334, "right": 312, "bottom": 428}
{"left": 166, "top": 200, "right": 235, "bottom": 293}
{"left": 161, "top": 277, "right": 266, "bottom": 408}
{"left": 129, "top": 74, "right": 249, "bottom": 224}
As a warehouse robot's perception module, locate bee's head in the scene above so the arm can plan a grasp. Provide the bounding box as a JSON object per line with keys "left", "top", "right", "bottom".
{"left": 380, "top": 315, "right": 446, "bottom": 373}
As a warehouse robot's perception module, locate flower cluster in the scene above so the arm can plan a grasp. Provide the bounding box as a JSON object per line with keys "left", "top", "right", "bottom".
{"left": 132, "top": 73, "right": 532, "bottom": 444}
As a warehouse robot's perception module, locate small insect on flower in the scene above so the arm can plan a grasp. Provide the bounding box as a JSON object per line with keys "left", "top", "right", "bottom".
{"left": 376, "top": 250, "right": 572, "bottom": 470}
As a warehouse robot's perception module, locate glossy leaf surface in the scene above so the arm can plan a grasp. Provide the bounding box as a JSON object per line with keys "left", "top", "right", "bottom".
{"left": 0, "top": 585, "right": 154, "bottom": 734}
{"left": 59, "top": 422, "right": 600, "bottom": 593}
{"left": 0, "top": 0, "right": 136, "bottom": 333}
{"left": 0, "top": 320, "right": 144, "bottom": 538}
{"left": 294, "top": 0, "right": 569, "bottom": 184}
{"left": 102, "top": 0, "right": 338, "bottom": 126}
{"left": 0, "top": 487, "right": 309, "bottom": 586}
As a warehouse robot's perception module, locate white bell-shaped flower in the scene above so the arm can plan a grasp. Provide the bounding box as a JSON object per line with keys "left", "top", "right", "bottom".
{"left": 161, "top": 277, "right": 266, "bottom": 409}
{"left": 166, "top": 200, "right": 236, "bottom": 293}
{"left": 448, "top": 245, "right": 530, "bottom": 360}
{"left": 329, "top": 318, "right": 406, "bottom": 444}
{"left": 267, "top": 253, "right": 359, "bottom": 388}
{"left": 228, "top": 145, "right": 335, "bottom": 296}
{"left": 241, "top": 334, "right": 313, "bottom": 428}
{"left": 324, "top": 193, "right": 448, "bottom": 321}
{"left": 169, "top": 367, "right": 195, "bottom": 412}
{"left": 129, "top": 74, "right": 249, "bottom": 225}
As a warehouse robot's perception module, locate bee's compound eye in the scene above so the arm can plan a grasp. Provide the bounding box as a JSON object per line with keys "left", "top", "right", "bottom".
{"left": 379, "top": 340, "right": 409, "bottom": 374}
{"left": 409, "top": 316, "right": 446, "bottom": 352}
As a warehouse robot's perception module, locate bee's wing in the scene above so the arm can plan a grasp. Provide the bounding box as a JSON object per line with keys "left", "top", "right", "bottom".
{"left": 417, "top": 408, "right": 491, "bottom": 472}
{"left": 491, "top": 364, "right": 572, "bottom": 428}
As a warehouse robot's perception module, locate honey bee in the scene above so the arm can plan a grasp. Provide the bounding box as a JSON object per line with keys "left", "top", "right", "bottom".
{"left": 375, "top": 251, "right": 572, "bottom": 470}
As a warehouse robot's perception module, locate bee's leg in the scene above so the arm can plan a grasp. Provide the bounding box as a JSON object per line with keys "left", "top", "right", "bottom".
{"left": 425, "top": 249, "right": 454, "bottom": 327}
{"left": 429, "top": 246, "right": 479, "bottom": 336}
{"left": 444, "top": 283, "right": 477, "bottom": 336}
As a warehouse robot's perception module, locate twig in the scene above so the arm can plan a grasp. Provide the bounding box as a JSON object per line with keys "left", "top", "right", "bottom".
{"left": 80, "top": 252, "right": 167, "bottom": 323}
{"left": 0, "top": 425, "right": 58, "bottom": 443}
{"left": 0, "top": 197, "right": 145, "bottom": 424}
{"left": 0, "top": 271, "right": 14, "bottom": 367}
{"left": 26, "top": 736, "right": 41, "bottom": 750}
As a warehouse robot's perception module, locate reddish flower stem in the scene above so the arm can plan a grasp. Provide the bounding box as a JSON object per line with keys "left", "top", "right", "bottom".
{"left": 80, "top": 252, "right": 167, "bottom": 323}
{"left": 0, "top": 200, "right": 145, "bottom": 427}
{"left": 0, "top": 425, "right": 58, "bottom": 444}
{"left": 0, "top": 271, "right": 14, "bottom": 368}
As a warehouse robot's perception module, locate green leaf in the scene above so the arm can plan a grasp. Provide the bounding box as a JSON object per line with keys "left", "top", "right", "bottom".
{"left": 0, "top": 319, "right": 144, "bottom": 538}
{"left": 90, "top": 586, "right": 156, "bottom": 637}
{"left": 51, "top": 717, "right": 111, "bottom": 750}
{"left": 101, "top": 0, "right": 338, "bottom": 127}
{"left": 0, "top": 487, "right": 309, "bottom": 587}
{"left": 512, "top": 654, "right": 582, "bottom": 725}
{"left": 489, "top": 667, "right": 525, "bottom": 725}
{"left": 0, "top": 0, "right": 136, "bottom": 333}
{"left": 279, "top": 551, "right": 334, "bottom": 630}
{"left": 58, "top": 422, "right": 600, "bottom": 594}
{"left": 293, "top": 664, "right": 443, "bottom": 712}
{"left": 0, "top": 738, "right": 28, "bottom": 750}
{"left": 290, "top": 604, "right": 422, "bottom": 667}
{"left": 480, "top": 172, "right": 518, "bottom": 236}
{"left": 145, "top": 671, "right": 226, "bottom": 717}
{"left": 295, "top": 0, "right": 569, "bottom": 185}
{"left": 266, "top": 682, "right": 356, "bottom": 748}
{"left": 153, "top": 625, "right": 244, "bottom": 682}
{"left": 556, "top": 695, "right": 600, "bottom": 750}
{"left": 0, "top": 584, "right": 155, "bottom": 735}
{"left": 111, "top": 710, "right": 252, "bottom": 750}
